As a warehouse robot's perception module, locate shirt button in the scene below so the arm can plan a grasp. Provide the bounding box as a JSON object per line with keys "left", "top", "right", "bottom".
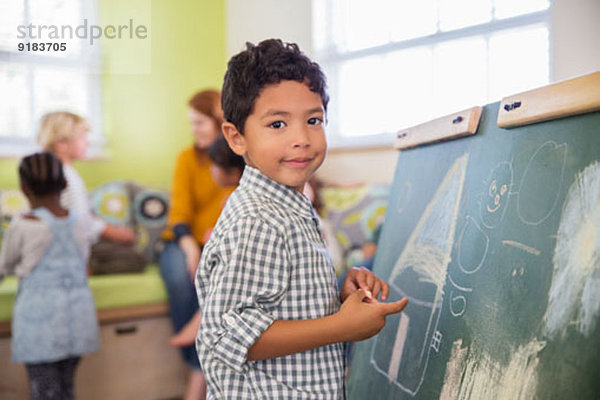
{"left": 223, "top": 315, "right": 235, "bottom": 327}
{"left": 63, "top": 276, "right": 73, "bottom": 288}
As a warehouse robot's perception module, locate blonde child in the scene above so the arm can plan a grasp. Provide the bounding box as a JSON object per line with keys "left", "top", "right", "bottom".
{"left": 37, "top": 111, "right": 135, "bottom": 244}
{"left": 0, "top": 152, "right": 99, "bottom": 399}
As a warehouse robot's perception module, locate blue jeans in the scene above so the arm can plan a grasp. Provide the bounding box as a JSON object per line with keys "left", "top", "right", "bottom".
{"left": 159, "top": 241, "right": 201, "bottom": 370}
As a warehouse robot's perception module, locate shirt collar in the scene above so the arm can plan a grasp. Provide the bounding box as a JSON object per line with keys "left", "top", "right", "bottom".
{"left": 239, "top": 166, "right": 316, "bottom": 220}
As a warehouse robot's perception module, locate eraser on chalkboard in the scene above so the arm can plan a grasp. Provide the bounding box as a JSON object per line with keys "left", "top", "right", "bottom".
{"left": 394, "top": 106, "right": 483, "bottom": 150}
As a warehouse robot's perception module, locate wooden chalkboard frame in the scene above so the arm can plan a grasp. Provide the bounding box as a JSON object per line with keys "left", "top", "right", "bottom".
{"left": 394, "top": 107, "right": 483, "bottom": 150}
{"left": 497, "top": 70, "right": 600, "bottom": 128}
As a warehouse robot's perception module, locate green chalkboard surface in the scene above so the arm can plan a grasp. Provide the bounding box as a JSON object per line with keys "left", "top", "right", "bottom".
{"left": 348, "top": 103, "right": 600, "bottom": 400}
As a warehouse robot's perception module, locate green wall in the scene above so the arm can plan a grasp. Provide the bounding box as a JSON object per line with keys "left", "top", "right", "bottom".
{"left": 0, "top": 0, "right": 226, "bottom": 190}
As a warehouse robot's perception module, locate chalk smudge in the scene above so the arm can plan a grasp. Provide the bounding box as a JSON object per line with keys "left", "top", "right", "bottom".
{"left": 440, "top": 338, "right": 545, "bottom": 400}
{"left": 544, "top": 161, "right": 600, "bottom": 337}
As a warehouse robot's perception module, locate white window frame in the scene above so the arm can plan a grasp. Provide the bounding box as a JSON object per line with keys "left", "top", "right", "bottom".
{"left": 313, "top": 1, "right": 553, "bottom": 149}
{"left": 0, "top": 0, "right": 104, "bottom": 158}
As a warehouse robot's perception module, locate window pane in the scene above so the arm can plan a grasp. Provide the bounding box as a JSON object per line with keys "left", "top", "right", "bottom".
{"left": 439, "top": 0, "right": 492, "bottom": 31}
{"left": 339, "top": 55, "right": 388, "bottom": 136}
{"left": 29, "top": 0, "right": 83, "bottom": 57}
{"left": 488, "top": 26, "right": 549, "bottom": 101}
{"left": 338, "top": 0, "right": 391, "bottom": 51}
{"left": 312, "top": 0, "right": 551, "bottom": 141}
{"left": 0, "top": 63, "right": 30, "bottom": 137}
{"left": 33, "top": 66, "right": 88, "bottom": 124}
{"left": 494, "top": 0, "right": 550, "bottom": 19}
{"left": 312, "top": 0, "right": 328, "bottom": 53}
{"left": 385, "top": 47, "right": 434, "bottom": 131}
{"left": 0, "top": 0, "right": 24, "bottom": 50}
{"left": 390, "top": 0, "right": 437, "bottom": 42}
{"left": 433, "top": 37, "right": 487, "bottom": 117}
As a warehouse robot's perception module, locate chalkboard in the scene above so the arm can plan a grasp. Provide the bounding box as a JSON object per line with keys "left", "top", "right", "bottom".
{"left": 348, "top": 103, "right": 600, "bottom": 400}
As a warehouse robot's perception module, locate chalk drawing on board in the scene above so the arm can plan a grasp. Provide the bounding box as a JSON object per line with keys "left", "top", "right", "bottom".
{"left": 511, "top": 265, "right": 525, "bottom": 277}
{"left": 479, "top": 161, "right": 514, "bottom": 229}
{"left": 370, "top": 153, "right": 469, "bottom": 396}
{"left": 439, "top": 338, "right": 545, "bottom": 400}
{"left": 501, "top": 240, "right": 541, "bottom": 256}
{"left": 396, "top": 181, "right": 413, "bottom": 215}
{"left": 449, "top": 291, "right": 467, "bottom": 317}
{"left": 457, "top": 216, "right": 489, "bottom": 275}
{"left": 431, "top": 330, "right": 443, "bottom": 352}
{"left": 448, "top": 274, "right": 473, "bottom": 293}
{"left": 544, "top": 161, "right": 600, "bottom": 338}
{"left": 517, "top": 141, "right": 567, "bottom": 226}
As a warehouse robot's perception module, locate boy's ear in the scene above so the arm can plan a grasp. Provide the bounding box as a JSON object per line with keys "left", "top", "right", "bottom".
{"left": 222, "top": 122, "right": 247, "bottom": 157}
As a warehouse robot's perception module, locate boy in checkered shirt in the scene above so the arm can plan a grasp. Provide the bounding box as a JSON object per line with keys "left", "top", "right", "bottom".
{"left": 195, "top": 39, "right": 408, "bottom": 399}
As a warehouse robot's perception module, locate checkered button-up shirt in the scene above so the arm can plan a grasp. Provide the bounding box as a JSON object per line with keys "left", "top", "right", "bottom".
{"left": 196, "top": 166, "right": 345, "bottom": 399}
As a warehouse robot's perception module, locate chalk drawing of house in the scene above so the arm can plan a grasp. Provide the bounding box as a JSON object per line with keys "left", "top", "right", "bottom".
{"left": 371, "top": 153, "right": 469, "bottom": 396}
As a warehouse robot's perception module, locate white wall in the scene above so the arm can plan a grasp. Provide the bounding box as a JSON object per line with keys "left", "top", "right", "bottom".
{"left": 226, "top": 0, "right": 313, "bottom": 58}
{"left": 552, "top": 0, "right": 600, "bottom": 80}
{"left": 226, "top": 0, "right": 600, "bottom": 185}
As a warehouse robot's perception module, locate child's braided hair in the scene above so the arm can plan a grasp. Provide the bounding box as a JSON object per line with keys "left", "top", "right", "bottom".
{"left": 19, "top": 152, "right": 67, "bottom": 196}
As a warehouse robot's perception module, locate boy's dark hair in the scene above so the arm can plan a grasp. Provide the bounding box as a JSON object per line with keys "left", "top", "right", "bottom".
{"left": 222, "top": 38, "right": 329, "bottom": 134}
{"left": 19, "top": 152, "right": 67, "bottom": 196}
{"left": 208, "top": 137, "right": 246, "bottom": 172}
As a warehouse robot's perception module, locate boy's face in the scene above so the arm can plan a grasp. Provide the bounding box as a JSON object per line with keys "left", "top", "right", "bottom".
{"left": 223, "top": 80, "right": 327, "bottom": 192}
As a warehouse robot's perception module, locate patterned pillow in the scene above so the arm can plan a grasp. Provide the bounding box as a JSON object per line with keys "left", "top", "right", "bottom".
{"left": 90, "top": 181, "right": 132, "bottom": 226}
{"left": 321, "top": 184, "right": 390, "bottom": 254}
{"left": 89, "top": 181, "right": 169, "bottom": 264}
{"left": 131, "top": 186, "right": 169, "bottom": 263}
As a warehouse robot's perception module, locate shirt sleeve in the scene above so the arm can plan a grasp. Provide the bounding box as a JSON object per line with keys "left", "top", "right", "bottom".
{"left": 0, "top": 221, "right": 21, "bottom": 281}
{"left": 199, "top": 217, "right": 290, "bottom": 372}
{"left": 61, "top": 165, "right": 106, "bottom": 243}
{"left": 167, "top": 152, "right": 194, "bottom": 229}
{"left": 88, "top": 214, "right": 107, "bottom": 243}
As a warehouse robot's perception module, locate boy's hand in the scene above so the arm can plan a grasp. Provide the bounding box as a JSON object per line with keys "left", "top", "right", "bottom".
{"left": 340, "top": 266, "right": 390, "bottom": 302}
{"left": 336, "top": 289, "right": 408, "bottom": 342}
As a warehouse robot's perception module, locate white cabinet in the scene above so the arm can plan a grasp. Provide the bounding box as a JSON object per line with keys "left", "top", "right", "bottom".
{"left": 0, "top": 306, "right": 188, "bottom": 400}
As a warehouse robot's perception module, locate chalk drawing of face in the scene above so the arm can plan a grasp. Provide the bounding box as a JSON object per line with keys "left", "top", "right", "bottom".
{"left": 371, "top": 154, "right": 469, "bottom": 396}
{"left": 544, "top": 161, "right": 600, "bottom": 338}
{"left": 517, "top": 141, "right": 567, "bottom": 226}
{"left": 480, "top": 161, "right": 513, "bottom": 229}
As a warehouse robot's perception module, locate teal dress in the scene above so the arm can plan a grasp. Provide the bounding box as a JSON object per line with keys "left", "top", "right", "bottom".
{"left": 11, "top": 208, "right": 99, "bottom": 363}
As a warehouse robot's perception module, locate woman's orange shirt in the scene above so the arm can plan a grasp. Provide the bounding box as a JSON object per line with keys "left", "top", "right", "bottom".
{"left": 162, "top": 147, "right": 233, "bottom": 244}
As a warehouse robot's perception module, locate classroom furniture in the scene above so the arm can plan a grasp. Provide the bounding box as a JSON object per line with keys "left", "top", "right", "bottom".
{"left": 0, "top": 267, "right": 188, "bottom": 399}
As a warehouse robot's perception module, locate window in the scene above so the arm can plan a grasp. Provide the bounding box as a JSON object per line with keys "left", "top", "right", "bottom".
{"left": 0, "top": 0, "right": 103, "bottom": 157}
{"left": 312, "top": 0, "right": 551, "bottom": 147}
